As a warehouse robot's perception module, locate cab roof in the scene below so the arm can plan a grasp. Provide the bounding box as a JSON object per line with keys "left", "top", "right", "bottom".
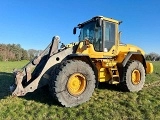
{"left": 94, "top": 16, "right": 122, "bottom": 24}
{"left": 78, "top": 16, "right": 122, "bottom": 27}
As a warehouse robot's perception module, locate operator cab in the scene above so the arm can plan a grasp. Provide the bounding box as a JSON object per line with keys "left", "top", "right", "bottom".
{"left": 73, "top": 16, "right": 121, "bottom": 52}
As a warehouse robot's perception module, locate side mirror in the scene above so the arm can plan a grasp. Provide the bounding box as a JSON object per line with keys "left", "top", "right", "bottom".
{"left": 73, "top": 27, "right": 76, "bottom": 34}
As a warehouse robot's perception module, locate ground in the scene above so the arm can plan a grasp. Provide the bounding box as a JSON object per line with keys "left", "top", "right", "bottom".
{"left": 0, "top": 61, "right": 160, "bottom": 120}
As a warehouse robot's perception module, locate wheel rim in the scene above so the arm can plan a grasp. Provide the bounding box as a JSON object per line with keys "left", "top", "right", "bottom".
{"left": 131, "top": 69, "right": 141, "bottom": 85}
{"left": 67, "top": 73, "right": 86, "bottom": 96}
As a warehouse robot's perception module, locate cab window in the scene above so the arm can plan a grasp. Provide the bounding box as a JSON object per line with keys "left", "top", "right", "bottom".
{"left": 104, "top": 22, "right": 115, "bottom": 51}
{"left": 79, "top": 21, "right": 103, "bottom": 52}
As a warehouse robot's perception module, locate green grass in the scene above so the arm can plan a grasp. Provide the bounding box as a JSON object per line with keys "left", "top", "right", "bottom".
{"left": 0, "top": 61, "right": 160, "bottom": 120}
{"left": 0, "top": 60, "right": 28, "bottom": 72}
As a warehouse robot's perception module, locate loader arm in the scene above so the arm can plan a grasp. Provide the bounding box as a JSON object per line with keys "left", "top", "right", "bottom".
{"left": 10, "top": 36, "right": 73, "bottom": 96}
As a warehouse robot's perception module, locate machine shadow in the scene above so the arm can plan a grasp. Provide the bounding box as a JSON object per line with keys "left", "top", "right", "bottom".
{"left": 0, "top": 72, "right": 125, "bottom": 107}
{"left": 0, "top": 72, "right": 14, "bottom": 99}
{"left": 23, "top": 82, "right": 124, "bottom": 107}
{"left": 0, "top": 70, "right": 124, "bottom": 106}
{"left": 22, "top": 85, "right": 62, "bottom": 107}
{"left": 0, "top": 72, "right": 61, "bottom": 106}
{"left": 97, "top": 82, "right": 125, "bottom": 92}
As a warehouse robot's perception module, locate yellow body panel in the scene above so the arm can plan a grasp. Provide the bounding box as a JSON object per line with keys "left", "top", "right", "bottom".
{"left": 118, "top": 44, "right": 145, "bottom": 55}
{"left": 101, "top": 59, "right": 117, "bottom": 68}
{"left": 99, "top": 68, "right": 111, "bottom": 82}
{"left": 146, "top": 62, "right": 153, "bottom": 74}
{"left": 115, "top": 44, "right": 145, "bottom": 63}
{"left": 76, "top": 41, "right": 117, "bottom": 58}
{"left": 76, "top": 41, "right": 145, "bottom": 60}
{"left": 95, "top": 62, "right": 111, "bottom": 82}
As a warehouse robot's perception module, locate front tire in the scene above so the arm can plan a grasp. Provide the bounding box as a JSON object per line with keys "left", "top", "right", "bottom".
{"left": 121, "top": 60, "right": 145, "bottom": 92}
{"left": 50, "top": 60, "right": 96, "bottom": 107}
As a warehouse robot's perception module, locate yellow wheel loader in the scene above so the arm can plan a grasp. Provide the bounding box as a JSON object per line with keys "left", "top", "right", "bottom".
{"left": 10, "top": 16, "right": 153, "bottom": 107}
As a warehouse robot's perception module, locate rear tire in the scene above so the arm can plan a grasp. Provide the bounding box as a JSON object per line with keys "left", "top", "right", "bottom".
{"left": 121, "top": 60, "right": 145, "bottom": 92}
{"left": 50, "top": 60, "right": 96, "bottom": 107}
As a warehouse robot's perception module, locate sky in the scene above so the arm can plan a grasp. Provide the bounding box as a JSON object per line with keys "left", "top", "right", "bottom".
{"left": 0, "top": 0, "right": 160, "bottom": 54}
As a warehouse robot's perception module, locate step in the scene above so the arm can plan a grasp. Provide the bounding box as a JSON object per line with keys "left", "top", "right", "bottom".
{"left": 109, "top": 80, "right": 119, "bottom": 84}
{"left": 112, "top": 75, "right": 119, "bottom": 78}
{"left": 110, "top": 68, "right": 118, "bottom": 71}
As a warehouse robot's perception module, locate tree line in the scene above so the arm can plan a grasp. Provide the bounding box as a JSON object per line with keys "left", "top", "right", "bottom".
{"left": 145, "top": 52, "right": 160, "bottom": 61}
{"left": 0, "top": 43, "right": 159, "bottom": 61}
{"left": 0, "top": 44, "right": 41, "bottom": 61}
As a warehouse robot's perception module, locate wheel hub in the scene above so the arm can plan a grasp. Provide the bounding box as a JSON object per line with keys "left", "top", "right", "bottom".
{"left": 67, "top": 73, "right": 86, "bottom": 96}
{"left": 131, "top": 69, "right": 141, "bottom": 85}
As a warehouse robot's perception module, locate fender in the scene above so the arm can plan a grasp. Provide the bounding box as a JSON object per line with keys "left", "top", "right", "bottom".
{"left": 67, "top": 53, "right": 99, "bottom": 87}
{"left": 67, "top": 53, "right": 97, "bottom": 72}
{"left": 122, "top": 52, "right": 146, "bottom": 67}
{"left": 67, "top": 53, "right": 95, "bottom": 68}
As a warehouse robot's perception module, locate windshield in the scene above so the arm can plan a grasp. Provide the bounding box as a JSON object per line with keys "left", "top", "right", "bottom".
{"left": 79, "top": 21, "right": 102, "bottom": 51}
{"left": 79, "top": 21, "right": 95, "bottom": 42}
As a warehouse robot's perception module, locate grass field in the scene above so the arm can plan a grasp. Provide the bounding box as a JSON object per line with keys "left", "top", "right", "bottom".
{"left": 0, "top": 61, "right": 160, "bottom": 120}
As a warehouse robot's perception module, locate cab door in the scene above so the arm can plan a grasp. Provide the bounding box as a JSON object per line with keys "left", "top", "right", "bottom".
{"left": 103, "top": 21, "right": 116, "bottom": 52}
